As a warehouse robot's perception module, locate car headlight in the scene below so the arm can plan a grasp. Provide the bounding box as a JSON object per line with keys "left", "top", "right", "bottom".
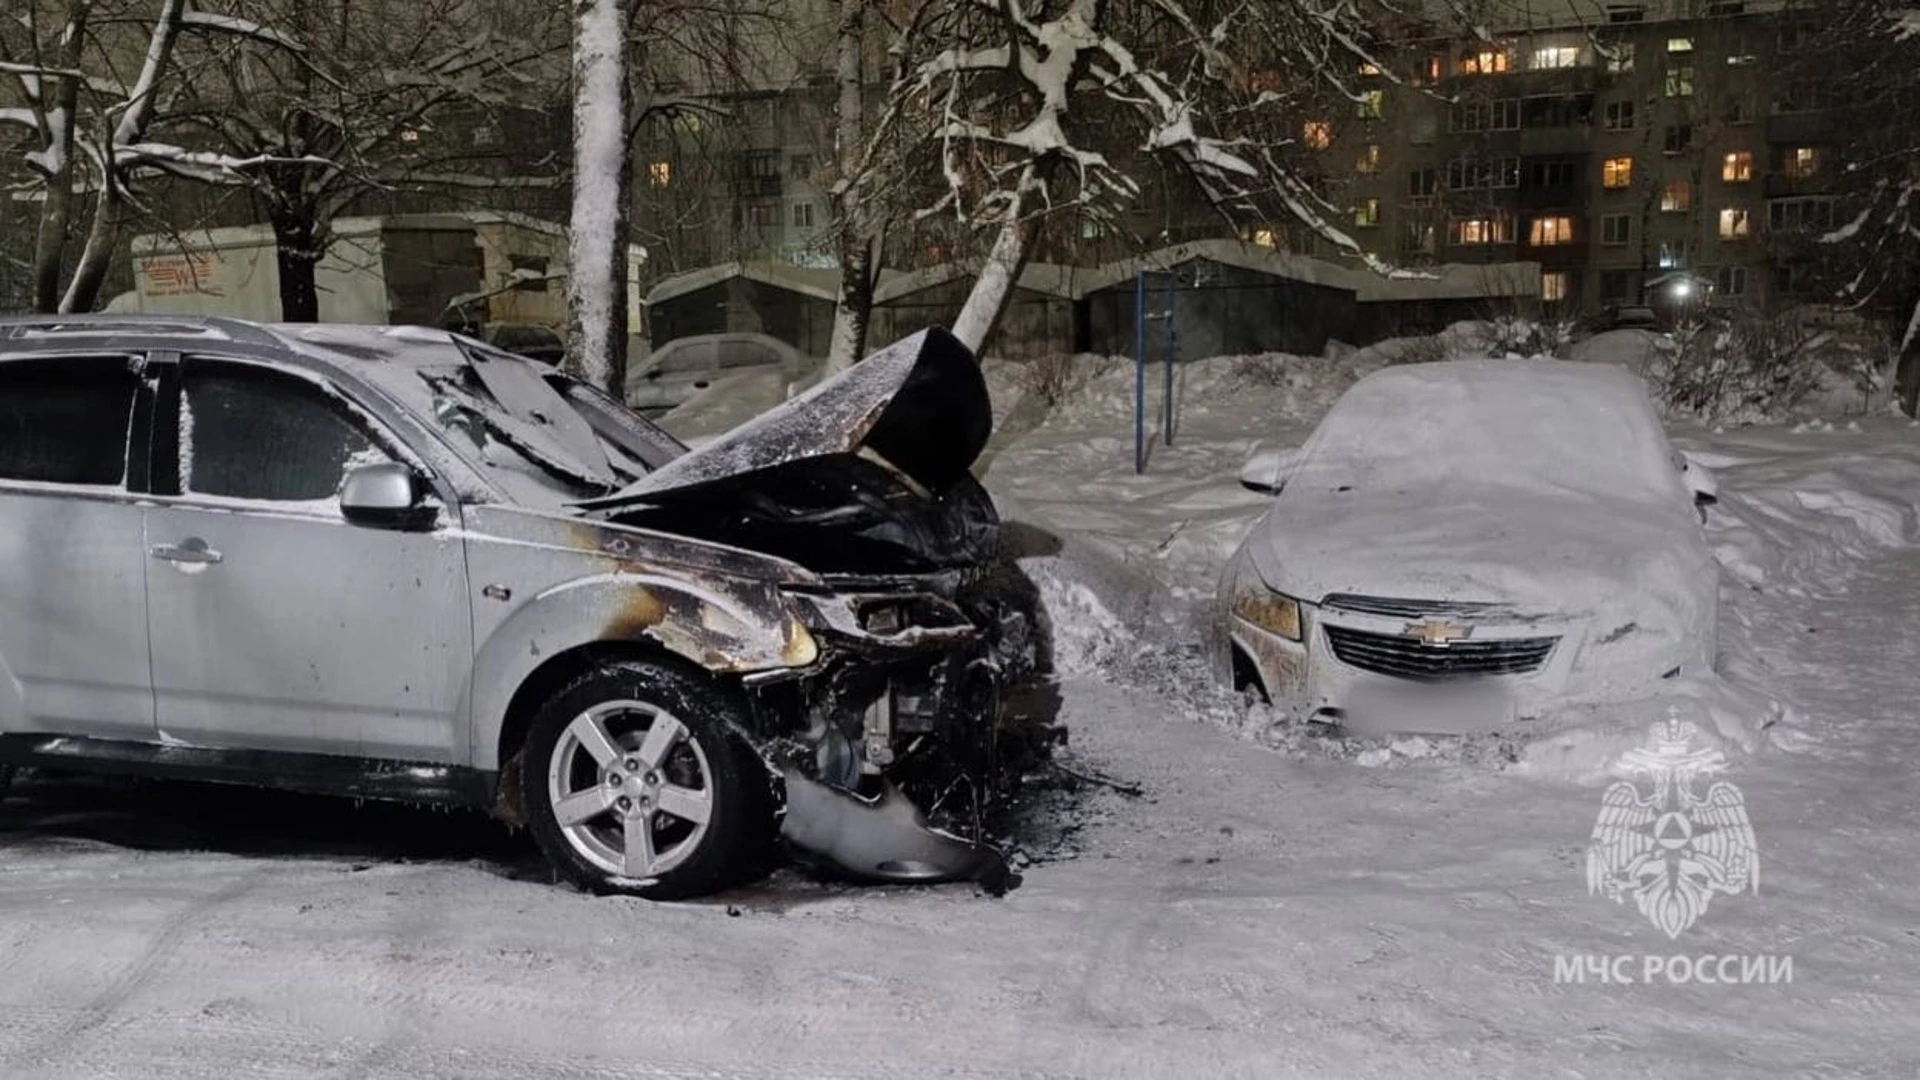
{"left": 1232, "top": 588, "right": 1302, "bottom": 641}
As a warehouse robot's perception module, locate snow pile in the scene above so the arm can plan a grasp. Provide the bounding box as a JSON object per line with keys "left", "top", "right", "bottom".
{"left": 1681, "top": 422, "right": 1920, "bottom": 595}
{"left": 1570, "top": 319, "right": 1887, "bottom": 425}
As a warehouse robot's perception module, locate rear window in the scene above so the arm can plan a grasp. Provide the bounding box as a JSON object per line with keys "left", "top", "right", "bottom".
{"left": 0, "top": 356, "right": 138, "bottom": 486}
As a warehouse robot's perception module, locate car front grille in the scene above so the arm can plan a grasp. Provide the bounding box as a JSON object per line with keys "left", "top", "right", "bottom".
{"left": 1324, "top": 625, "right": 1558, "bottom": 681}
{"left": 1320, "top": 593, "right": 1510, "bottom": 621}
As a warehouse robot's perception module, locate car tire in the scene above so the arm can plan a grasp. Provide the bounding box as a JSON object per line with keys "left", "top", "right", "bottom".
{"left": 521, "top": 659, "right": 772, "bottom": 900}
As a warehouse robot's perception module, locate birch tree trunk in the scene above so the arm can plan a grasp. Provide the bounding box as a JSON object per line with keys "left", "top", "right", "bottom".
{"left": 566, "top": 0, "right": 632, "bottom": 397}
{"left": 29, "top": 1, "right": 92, "bottom": 313}
{"left": 825, "top": 0, "right": 874, "bottom": 373}
{"left": 59, "top": 0, "right": 186, "bottom": 314}
{"left": 951, "top": 169, "right": 1041, "bottom": 357}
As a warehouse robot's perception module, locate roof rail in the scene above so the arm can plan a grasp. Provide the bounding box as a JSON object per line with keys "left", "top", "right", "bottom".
{"left": 0, "top": 313, "right": 279, "bottom": 346}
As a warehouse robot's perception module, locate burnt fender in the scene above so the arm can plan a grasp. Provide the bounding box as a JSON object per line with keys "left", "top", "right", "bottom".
{"left": 465, "top": 572, "right": 817, "bottom": 771}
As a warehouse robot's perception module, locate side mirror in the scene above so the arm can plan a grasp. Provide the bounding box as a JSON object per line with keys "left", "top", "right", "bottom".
{"left": 1239, "top": 447, "right": 1296, "bottom": 496}
{"left": 340, "top": 462, "right": 438, "bottom": 531}
{"left": 1678, "top": 453, "right": 1718, "bottom": 522}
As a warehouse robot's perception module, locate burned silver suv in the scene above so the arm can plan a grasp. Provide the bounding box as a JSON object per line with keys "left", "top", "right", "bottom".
{"left": 0, "top": 316, "right": 1017, "bottom": 897}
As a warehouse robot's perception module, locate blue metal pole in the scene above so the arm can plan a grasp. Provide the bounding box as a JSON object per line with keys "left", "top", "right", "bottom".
{"left": 1163, "top": 272, "right": 1175, "bottom": 447}
{"left": 1134, "top": 270, "right": 1146, "bottom": 474}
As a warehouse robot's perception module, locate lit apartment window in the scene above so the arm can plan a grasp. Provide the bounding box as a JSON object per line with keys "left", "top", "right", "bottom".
{"left": 1603, "top": 156, "right": 1634, "bottom": 189}
{"left": 1359, "top": 61, "right": 1384, "bottom": 76}
{"left": 1658, "top": 241, "right": 1689, "bottom": 270}
{"left": 1606, "top": 43, "right": 1636, "bottom": 72}
{"left": 1785, "top": 146, "right": 1821, "bottom": 179}
{"left": 1250, "top": 228, "right": 1278, "bottom": 248}
{"left": 1667, "top": 37, "right": 1694, "bottom": 53}
{"left": 1530, "top": 216, "right": 1576, "bottom": 245}
{"left": 1357, "top": 144, "right": 1382, "bottom": 173}
{"left": 1602, "top": 214, "right": 1632, "bottom": 245}
{"left": 1354, "top": 198, "right": 1382, "bottom": 227}
{"left": 1303, "top": 121, "right": 1333, "bottom": 149}
{"left": 1604, "top": 101, "right": 1636, "bottom": 130}
{"left": 1356, "top": 90, "right": 1385, "bottom": 119}
{"left": 1723, "top": 151, "right": 1753, "bottom": 182}
{"left": 1426, "top": 56, "right": 1445, "bottom": 83}
{"left": 1533, "top": 46, "right": 1580, "bottom": 69}
{"left": 1717, "top": 265, "right": 1748, "bottom": 296}
{"left": 1543, "top": 271, "right": 1571, "bottom": 302}
{"left": 1719, "top": 208, "right": 1751, "bottom": 239}
{"left": 1665, "top": 65, "right": 1695, "bottom": 97}
{"left": 1451, "top": 216, "right": 1512, "bottom": 245}
{"left": 1460, "top": 47, "right": 1511, "bottom": 75}
{"left": 1662, "top": 180, "right": 1693, "bottom": 212}
{"left": 648, "top": 161, "right": 672, "bottom": 187}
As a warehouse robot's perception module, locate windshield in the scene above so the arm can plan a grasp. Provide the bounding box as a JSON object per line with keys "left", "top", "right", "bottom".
{"left": 306, "top": 328, "right": 686, "bottom": 508}
{"left": 1287, "top": 362, "right": 1681, "bottom": 505}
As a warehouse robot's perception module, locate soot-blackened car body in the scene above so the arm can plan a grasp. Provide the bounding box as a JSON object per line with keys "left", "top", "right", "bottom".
{"left": 0, "top": 315, "right": 1015, "bottom": 897}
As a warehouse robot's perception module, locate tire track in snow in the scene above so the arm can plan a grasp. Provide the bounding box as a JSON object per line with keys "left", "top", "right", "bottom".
{"left": 0, "top": 868, "right": 262, "bottom": 1076}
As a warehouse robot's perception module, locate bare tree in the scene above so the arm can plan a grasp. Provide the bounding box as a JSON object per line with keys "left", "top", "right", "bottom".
{"left": 2, "top": 0, "right": 567, "bottom": 317}
{"left": 841, "top": 0, "right": 1448, "bottom": 359}
{"left": 147, "top": 0, "right": 566, "bottom": 323}
{"left": 1803, "top": 3, "right": 1920, "bottom": 409}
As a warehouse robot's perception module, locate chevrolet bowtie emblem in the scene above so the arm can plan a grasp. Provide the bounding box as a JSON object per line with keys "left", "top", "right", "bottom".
{"left": 1405, "top": 618, "right": 1472, "bottom": 646}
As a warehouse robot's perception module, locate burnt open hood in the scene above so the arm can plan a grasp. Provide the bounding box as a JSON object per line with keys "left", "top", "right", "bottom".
{"left": 575, "top": 328, "right": 997, "bottom": 574}
{"left": 578, "top": 327, "right": 990, "bottom": 513}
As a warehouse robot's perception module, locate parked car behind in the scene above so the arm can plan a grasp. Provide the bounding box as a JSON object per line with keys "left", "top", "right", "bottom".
{"left": 627, "top": 332, "right": 820, "bottom": 416}
{"left": 0, "top": 316, "right": 1016, "bottom": 898}
{"left": 1219, "top": 359, "right": 1720, "bottom": 735}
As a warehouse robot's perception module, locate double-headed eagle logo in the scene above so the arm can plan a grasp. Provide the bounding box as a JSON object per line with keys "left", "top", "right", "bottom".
{"left": 1586, "top": 716, "right": 1759, "bottom": 938}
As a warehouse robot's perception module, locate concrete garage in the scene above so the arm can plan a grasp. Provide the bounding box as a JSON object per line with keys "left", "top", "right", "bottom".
{"left": 646, "top": 261, "right": 838, "bottom": 358}
{"left": 1079, "top": 241, "right": 1362, "bottom": 361}
{"left": 870, "top": 263, "right": 1079, "bottom": 359}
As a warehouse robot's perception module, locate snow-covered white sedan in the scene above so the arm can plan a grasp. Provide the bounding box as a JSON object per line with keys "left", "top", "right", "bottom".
{"left": 1218, "top": 359, "right": 1721, "bottom": 735}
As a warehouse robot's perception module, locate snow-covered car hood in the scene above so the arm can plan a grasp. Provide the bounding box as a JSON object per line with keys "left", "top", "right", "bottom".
{"left": 1248, "top": 484, "right": 1714, "bottom": 622}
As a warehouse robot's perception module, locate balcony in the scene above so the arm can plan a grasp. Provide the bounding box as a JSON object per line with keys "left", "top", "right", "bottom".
{"left": 1765, "top": 112, "right": 1827, "bottom": 145}
{"left": 1517, "top": 184, "right": 1586, "bottom": 209}
{"left": 1520, "top": 126, "right": 1594, "bottom": 156}
{"left": 736, "top": 174, "right": 783, "bottom": 198}
{"left": 1764, "top": 172, "right": 1828, "bottom": 198}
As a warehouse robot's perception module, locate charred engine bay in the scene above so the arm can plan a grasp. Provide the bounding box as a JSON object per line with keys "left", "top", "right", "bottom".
{"left": 601, "top": 464, "right": 1001, "bottom": 576}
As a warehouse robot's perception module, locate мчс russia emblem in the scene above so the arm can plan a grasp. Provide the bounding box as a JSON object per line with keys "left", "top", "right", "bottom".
{"left": 1585, "top": 716, "right": 1759, "bottom": 939}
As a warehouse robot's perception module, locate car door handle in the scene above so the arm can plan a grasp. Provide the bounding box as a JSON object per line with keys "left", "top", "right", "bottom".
{"left": 150, "top": 538, "right": 223, "bottom": 565}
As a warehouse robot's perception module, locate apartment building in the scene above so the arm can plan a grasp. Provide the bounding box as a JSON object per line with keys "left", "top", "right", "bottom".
{"left": 1321, "top": 0, "right": 1832, "bottom": 316}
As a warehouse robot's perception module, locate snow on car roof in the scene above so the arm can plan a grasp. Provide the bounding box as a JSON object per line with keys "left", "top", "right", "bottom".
{"left": 1292, "top": 358, "right": 1681, "bottom": 503}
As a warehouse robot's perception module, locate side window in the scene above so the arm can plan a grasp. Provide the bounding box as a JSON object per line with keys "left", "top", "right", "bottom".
{"left": 0, "top": 356, "right": 139, "bottom": 487}
{"left": 181, "top": 364, "right": 387, "bottom": 501}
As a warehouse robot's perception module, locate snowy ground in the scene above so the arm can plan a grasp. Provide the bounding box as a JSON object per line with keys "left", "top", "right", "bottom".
{"left": 5, "top": 344, "right": 1920, "bottom": 1078}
